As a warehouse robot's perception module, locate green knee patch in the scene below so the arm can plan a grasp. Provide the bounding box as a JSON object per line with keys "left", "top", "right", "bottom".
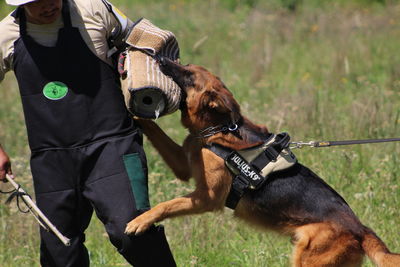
{"left": 123, "top": 153, "right": 150, "bottom": 210}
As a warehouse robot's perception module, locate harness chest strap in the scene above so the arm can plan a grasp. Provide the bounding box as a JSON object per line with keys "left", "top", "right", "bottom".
{"left": 205, "top": 133, "right": 297, "bottom": 209}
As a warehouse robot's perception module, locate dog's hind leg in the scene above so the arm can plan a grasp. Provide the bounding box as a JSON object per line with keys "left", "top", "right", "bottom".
{"left": 292, "top": 223, "right": 364, "bottom": 267}
{"left": 292, "top": 228, "right": 311, "bottom": 267}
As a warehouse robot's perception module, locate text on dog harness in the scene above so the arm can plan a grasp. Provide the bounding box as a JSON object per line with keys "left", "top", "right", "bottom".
{"left": 206, "top": 132, "right": 297, "bottom": 209}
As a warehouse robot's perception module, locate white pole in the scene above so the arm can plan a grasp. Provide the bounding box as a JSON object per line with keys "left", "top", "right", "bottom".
{"left": 5, "top": 174, "right": 71, "bottom": 246}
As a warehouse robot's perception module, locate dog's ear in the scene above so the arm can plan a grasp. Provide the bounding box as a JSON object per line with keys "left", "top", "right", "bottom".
{"left": 201, "top": 90, "right": 240, "bottom": 122}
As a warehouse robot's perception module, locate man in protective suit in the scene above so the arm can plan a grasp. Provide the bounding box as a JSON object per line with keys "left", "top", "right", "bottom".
{"left": 0, "top": 0, "right": 176, "bottom": 266}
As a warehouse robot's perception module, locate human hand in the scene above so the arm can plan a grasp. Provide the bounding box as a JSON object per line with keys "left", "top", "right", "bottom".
{"left": 0, "top": 147, "right": 12, "bottom": 182}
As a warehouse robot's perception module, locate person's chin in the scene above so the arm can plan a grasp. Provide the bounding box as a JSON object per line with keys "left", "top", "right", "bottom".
{"left": 39, "top": 11, "right": 61, "bottom": 24}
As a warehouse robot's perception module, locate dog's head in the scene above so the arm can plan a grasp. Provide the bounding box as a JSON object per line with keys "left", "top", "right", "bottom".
{"left": 159, "top": 57, "right": 241, "bottom": 132}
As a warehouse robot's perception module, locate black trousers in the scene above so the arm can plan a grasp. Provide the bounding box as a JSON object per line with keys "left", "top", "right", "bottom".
{"left": 30, "top": 131, "right": 176, "bottom": 267}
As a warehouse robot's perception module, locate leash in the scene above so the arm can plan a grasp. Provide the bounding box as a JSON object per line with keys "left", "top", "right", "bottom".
{"left": 290, "top": 137, "right": 400, "bottom": 149}
{"left": 1, "top": 174, "right": 71, "bottom": 246}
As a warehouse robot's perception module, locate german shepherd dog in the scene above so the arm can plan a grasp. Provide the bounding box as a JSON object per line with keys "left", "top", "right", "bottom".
{"left": 125, "top": 58, "right": 400, "bottom": 266}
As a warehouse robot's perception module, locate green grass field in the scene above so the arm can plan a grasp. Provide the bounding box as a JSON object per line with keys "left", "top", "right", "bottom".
{"left": 0, "top": 0, "right": 399, "bottom": 266}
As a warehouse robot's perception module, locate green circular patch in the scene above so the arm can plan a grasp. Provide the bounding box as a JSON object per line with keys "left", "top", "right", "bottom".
{"left": 43, "top": 81, "right": 68, "bottom": 100}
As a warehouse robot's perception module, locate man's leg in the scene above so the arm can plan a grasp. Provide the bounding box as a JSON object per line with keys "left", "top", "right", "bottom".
{"left": 81, "top": 132, "right": 176, "bottom": 266}
{"left": 31, "top": 150, "right": 93, "bottom": 267}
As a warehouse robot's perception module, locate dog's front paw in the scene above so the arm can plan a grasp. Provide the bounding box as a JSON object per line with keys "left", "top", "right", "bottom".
{"left": 125, "top": 214, "right": 153, "bottom": 235}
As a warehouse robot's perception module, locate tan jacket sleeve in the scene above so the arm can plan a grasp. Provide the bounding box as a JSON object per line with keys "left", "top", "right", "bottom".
{"left": 0, "top": 14, "right": 19, "bottom": 82}
{"left": 74, "top": 0, "right": 132, "bottom": 65}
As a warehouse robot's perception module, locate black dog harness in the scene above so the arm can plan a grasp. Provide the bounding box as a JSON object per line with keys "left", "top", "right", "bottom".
{"left": 206, "top": 132, "right": 297, "bottom": 209}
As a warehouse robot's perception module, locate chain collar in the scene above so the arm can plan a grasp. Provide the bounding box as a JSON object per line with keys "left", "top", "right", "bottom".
{"left": 196, "top": 123, "right": 239, "bottom": 138}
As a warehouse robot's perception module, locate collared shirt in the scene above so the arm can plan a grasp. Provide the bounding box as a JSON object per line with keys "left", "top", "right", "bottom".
{"left": 0, "top": 0, "right": 123, "bottom": 82}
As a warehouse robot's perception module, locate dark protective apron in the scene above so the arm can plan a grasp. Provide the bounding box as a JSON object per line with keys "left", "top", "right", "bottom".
{"left": 13, "top": 4, "right": 133, "bottom": 151}
{"left": 12, "top": 1, "right": 175, "bottom": 266}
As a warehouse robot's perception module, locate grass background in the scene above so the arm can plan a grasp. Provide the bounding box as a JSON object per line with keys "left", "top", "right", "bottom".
{"left": 0, "top": 0, "right": 399, "bottom": 266}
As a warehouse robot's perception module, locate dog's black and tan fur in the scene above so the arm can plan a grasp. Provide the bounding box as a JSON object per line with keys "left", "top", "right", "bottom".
{"left": 125, "top": 58, "right": 400, "bottom": 266}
